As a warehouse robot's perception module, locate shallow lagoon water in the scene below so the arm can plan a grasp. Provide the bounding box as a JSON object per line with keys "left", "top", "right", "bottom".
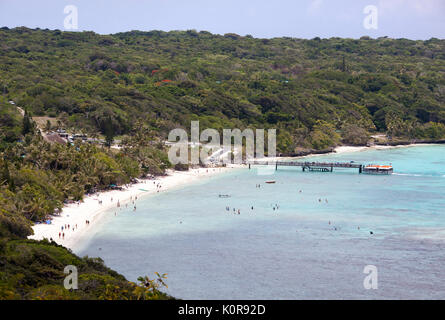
{"left": 76, "top": 145, "right": 445, "bottom": 299}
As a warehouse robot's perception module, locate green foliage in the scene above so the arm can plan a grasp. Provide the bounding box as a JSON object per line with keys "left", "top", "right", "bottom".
{"left": 0, "top": 239, "right": 173, "bottom": 300}
{"left": 22, "top": 110, "right": 34, "bottom": 136}
{"left": 310, "top": 120, "right": 340, "bottom": 150}
{"left": 341, "top": 124, "right": 370, "bottom": 146}
{"left": 0, "top": 102, "right": 22, "bottom": 150}
{"left": 1, "top": 28, "right": 443, "bottom": 153}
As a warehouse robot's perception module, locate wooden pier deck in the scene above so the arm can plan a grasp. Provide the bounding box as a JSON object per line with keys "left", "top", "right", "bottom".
{"left": 248, "top": 160, "right": 364, "bottom": 173}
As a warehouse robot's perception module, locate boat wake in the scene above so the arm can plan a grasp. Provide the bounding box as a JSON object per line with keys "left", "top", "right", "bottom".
{"left": 393, "top": 173, "right": 443, "bottom": 178}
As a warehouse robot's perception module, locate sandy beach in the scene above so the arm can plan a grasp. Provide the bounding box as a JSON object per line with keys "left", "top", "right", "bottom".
{"left": 29, "top": 142, "right": 434, "bottom": 250}
{"left": 28, "top": 166, "right": 241, "bottom": 249}
{"left": 334, "top": 145, "right": 391, "bottom": 154}
{"left": 334, "top": 143, "right": 437, "bottom": 154}
{"left": 255, "top": 143, "right": 416, "bottom": 162}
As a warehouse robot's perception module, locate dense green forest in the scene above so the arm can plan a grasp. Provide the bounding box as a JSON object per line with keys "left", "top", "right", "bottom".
{"left": 1, "top": 27, "right": 444, "bottom": 153}
{"left": 0, "top": 27, "right": 444, "bottom": 299}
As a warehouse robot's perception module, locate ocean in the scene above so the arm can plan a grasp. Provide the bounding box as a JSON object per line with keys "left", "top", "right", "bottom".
{"left": 76, "top": 145, "right": 445, "bottom": 299}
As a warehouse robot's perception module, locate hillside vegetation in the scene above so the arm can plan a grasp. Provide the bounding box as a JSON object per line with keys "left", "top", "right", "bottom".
{"left": 1, "top": 27, "right": 444, "bottom": 153}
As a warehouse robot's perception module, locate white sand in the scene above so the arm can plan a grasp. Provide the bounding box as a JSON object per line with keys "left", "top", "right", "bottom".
{"left": 334, "top": 143, "right": 436, "bottom": 154}
{"left": 333, "top": 146, "right": 369, "bottom": 154}
{"left": 28, "top": 166, "right": 241, "bottom": 249}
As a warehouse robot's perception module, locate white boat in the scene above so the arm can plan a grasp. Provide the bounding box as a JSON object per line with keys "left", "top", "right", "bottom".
{"left": 363, "top": 165, "right": 393, "bottom": 175}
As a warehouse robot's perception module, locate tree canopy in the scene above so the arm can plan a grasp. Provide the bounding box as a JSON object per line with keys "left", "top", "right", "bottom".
{"left": 1, "top": 28, "right": 444, "bottom": 153}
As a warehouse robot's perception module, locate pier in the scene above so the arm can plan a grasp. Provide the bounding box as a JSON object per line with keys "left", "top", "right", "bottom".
{"left": 248, "top": 160, "right": 364, "bottom": 173}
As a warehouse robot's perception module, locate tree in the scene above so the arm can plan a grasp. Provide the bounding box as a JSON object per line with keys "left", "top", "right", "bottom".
{"left": 45, "top": 120, "right": 52, "bottom": 132}
{"left": 104, "top": 117, "right": 115, "bottom": 147}
{"left": 22, "top": 110, "right": 34, "bottom": 136}
{"left": 341, "top": 124, "right": 369, "bottom": 145}
{"left": 310, "top": 120, "right": 340, "bottom": 150}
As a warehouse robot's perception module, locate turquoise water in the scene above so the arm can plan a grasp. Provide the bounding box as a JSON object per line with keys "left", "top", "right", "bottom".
{"left": 76, "top": 145, "right": 445, "bottom": 299}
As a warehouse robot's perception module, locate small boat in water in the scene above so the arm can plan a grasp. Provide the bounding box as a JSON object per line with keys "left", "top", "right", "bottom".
{"left": 363, "top": 165, "right": 393, "bottom": 175}
{"left": 265, "top": 181, "right": 276, "bottom": 184}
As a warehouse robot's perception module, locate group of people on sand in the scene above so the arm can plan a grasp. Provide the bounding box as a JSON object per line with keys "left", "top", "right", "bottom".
{"left": 58, "top": 223, "right": 80, "bottom": 239}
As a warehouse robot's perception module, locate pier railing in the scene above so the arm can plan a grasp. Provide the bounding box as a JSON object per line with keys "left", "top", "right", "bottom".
{"left": 248, "top": 160, "right": 364, "bottom": 173}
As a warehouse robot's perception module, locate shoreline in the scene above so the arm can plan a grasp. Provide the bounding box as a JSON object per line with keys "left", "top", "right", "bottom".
{"left": 258, "top": 142, "right": 440, "bottom": 162}
{"left": 28, "top": 165, "right": 242, "bottom": 250}
{"left": 333, "top": 142, "right": 440, "bottom": 155}
{"left": 28, "top": 142, "right": 438, "bottom": 250}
